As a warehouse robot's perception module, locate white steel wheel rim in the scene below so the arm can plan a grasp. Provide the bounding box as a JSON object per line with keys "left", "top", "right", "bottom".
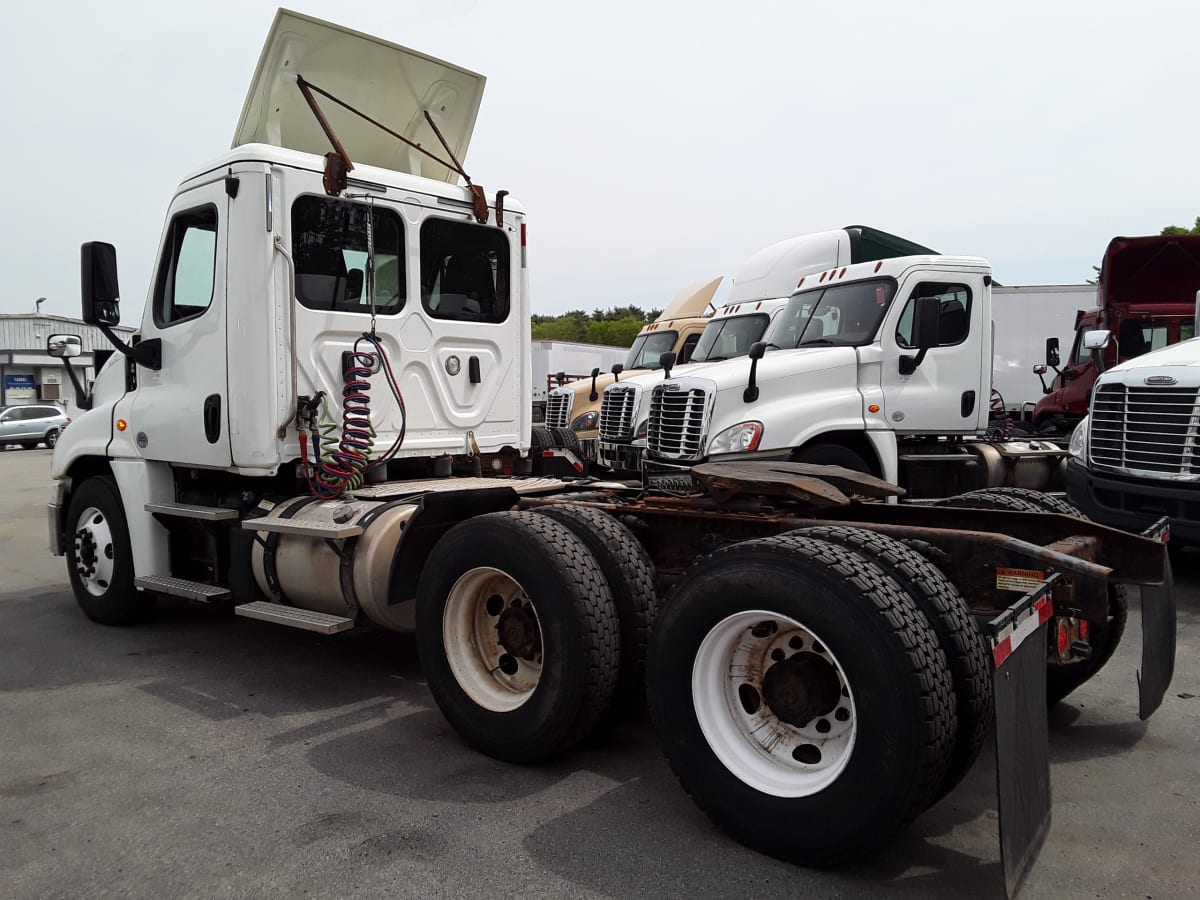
{"left": 73, "top": 506, "right": 116, "bottom": 598}
{"left": 443, "top": 566, "right": 543, "bottom": 713}
{"left": 692, "top": 610, "right": 857, "bottom": 798}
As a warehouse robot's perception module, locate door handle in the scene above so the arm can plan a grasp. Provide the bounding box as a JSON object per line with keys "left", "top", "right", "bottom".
{"left": 961, "top": 390, "right": 976, "bottom": 418}
{"left": 468, "top": 356, "right": 481, "bottom": 384}
{"left": 203, "top": 394, "right": 221, "bottom": 444}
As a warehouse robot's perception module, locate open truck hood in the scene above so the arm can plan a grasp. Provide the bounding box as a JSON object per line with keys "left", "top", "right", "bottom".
{"left": 233, "top": 9, "right": 485, "bottom": 183}
{"left": 1099, "top": 234, "right": 1200, "bottom": 306}
{"left": 657, "top": 277, "right": 723, "bottom": 321}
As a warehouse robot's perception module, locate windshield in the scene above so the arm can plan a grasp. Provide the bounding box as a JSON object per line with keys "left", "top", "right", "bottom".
{"left": 768, "top": 279, "right": 897, "bottom": 349}
{"left": 623, "top": 330, "right": 679, "bottom": 369}
{"left": 691, "top": 313, "right": 770, "bottom": 362}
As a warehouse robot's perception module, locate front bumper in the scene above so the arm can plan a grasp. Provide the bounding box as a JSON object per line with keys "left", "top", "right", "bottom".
{"left": 47, "top": 481, "right": 66, "bottom": 556}
{"left": 1066, "top": 457, "right": 1200, "bottom": 542}
{"left": 597, "top": 441, "right": 645, "bottom": 473}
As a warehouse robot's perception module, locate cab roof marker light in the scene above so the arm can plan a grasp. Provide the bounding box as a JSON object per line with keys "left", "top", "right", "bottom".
{"left": 839, "top": 267, "right": 847, "bottom": 278}
{"left": 796, "top": 277, "right": 805, "bottom": 288}
{"left": 874, "top": 261, "right": 883, "bottom": 272}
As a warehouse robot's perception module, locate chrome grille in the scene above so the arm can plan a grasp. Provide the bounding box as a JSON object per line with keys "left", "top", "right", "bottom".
{"left": 647, "top": 385, "right": 708, "bottom": 460}
{"left": 545, "top": 390, "right": 573, "bottom": 428}
{"left": 1090, "top": 383, "right": 1200, "bottom": 476}
{"left": 599, "top": 386, "right": 638, "bottom": 441}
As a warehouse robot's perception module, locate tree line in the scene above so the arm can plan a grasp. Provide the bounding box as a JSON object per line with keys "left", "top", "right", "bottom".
{"left": 531, "top": 305, "right": 664, "bottom": 347}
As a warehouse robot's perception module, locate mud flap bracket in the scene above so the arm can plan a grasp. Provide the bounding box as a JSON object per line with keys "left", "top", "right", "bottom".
{"left": 988, "top": 574, "right": 1057, "bottom": 899}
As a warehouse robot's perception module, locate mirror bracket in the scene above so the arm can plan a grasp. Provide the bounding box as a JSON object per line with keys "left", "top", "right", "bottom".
{"left": 899, "top": 349, "right": 928, "bottom": 376}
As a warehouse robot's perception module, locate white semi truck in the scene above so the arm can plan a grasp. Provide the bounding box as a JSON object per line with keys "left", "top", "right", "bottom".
{"left": 1065, "top": 326, "right": 1200, "bottom": 544}
{"left": 43, "top": 9, "right": 1175, "bottom": 891}
{"left": 597, "top": 255, "right": 1066, "bottom": 497}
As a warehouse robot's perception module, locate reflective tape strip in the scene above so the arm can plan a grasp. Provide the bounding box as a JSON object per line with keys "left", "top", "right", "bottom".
{"left": 992, "top": 595, "right": 1054, "bottom": 669}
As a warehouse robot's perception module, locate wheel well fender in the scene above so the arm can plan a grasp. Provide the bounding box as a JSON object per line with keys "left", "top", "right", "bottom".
{"left": 389, "top": 487, "right": 521, "bottom": 604}
{"left": 791, "top": 431, "right": 884, "bottom": 478}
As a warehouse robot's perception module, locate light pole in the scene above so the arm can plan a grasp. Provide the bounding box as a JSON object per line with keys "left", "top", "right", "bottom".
{"left": 34, "top": 297, "right": 46, "bottom": 314}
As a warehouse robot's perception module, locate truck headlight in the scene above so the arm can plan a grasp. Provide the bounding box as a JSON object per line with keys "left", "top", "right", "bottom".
{"left": 571, "top": 410, "right": 599, "bottom": 431}
{"left": 709, "top": 422, "right": 764, "bottom": 454}
{"left": 1068, "top": 416, "right": 1088, "bottom": 460}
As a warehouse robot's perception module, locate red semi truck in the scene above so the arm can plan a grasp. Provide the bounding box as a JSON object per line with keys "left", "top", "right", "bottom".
{"left": 1032, "top": 233, "right": 1200, "bottom": 435}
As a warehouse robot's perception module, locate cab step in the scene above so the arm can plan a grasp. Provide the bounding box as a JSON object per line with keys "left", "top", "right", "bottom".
{"left": 145, "top": 502, "right": 241, "bottom": 521}
{"left": 234, "top": 601, "right": 355, "bottom": 634}
{"left": 135, "top": 575, "right": 231, "bottom": 602}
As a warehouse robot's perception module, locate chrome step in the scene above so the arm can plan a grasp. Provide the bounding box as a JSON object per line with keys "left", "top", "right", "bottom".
{"left": 145, "top": 502, "right": 240, "bottom": 521}
{"left": 135, "top": 575, "right": 231, "bottom": 602}
{"left": 241, "top": 518, "right": 363, "bottom": 539}
{"left": 234, "top": 601, "right": 355, "bottom": 634}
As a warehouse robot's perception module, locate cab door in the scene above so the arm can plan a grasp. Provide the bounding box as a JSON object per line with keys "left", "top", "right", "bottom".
{"left": 128, "top": 179, "right": 231, "bottom": 466}
{"left": 879, "top": 274, "right": 988, "bottom": 434}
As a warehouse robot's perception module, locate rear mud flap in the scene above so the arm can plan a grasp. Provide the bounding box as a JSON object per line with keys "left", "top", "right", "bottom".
{"left": 988, "top": 577, "right": 1056, "bottom": 899}
{"left": 1138, "top": 538, "right": 1176, "bottom": 720}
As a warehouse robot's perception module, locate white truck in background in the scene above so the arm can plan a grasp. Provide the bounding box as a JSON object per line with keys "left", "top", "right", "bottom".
{"left": 1065, "top": 325, "right": 1200, "bottom": 544}
{"left": 599, "top": 257, "right": 1066, "bottom": 495}
{"left": 39, "top": 9, "right": 1174, "bottom": 890}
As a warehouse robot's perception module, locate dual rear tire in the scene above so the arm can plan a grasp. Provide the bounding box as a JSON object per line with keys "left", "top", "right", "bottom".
{"left": 647, "top": 532, "right": 967, "bottom": 865}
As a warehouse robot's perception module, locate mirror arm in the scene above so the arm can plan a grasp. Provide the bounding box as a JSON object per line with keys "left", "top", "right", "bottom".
{"left": 98, "top": 323, "right": 161, "bottom": 370}
{"left": 60, "top": 357, "right": 92, "bottom": 411}
{"left": 898, "top": 348, "right": 928, "bottom": 376}
{"left": 744, "top": 358, "right": 760, "bottom": 403}
{"left": 588, "top": 367, "right": 600, "bottom": 402}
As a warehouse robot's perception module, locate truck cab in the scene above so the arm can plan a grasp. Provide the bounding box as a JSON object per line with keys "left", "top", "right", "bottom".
{"left": 1033, "top": 234, "right": 1200, "bottom": 435}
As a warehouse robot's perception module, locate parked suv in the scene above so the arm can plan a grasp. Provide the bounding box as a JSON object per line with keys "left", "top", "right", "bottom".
{"left": 0, "top": 404, "right": 70, "bottom": 449}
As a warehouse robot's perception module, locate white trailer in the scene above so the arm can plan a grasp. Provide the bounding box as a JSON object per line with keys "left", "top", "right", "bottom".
{"left": 991, "top": 284, "right": 1095, "bottom": 417}
{"left": 530, "top": 339, "right": 626, "bottom": 416}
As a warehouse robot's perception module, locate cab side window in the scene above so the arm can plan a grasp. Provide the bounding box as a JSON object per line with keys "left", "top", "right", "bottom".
{"left": 896, "top": 282, "right": 972, "bottom": 348}
{"left": 154, "top": 205, "right": 218, "bottom": 326}
{"left": 678, "top": 333, "right": 702, "bottom": 364}
{"left": 1069, "top": 325, "right": 1096, "bottom": 365}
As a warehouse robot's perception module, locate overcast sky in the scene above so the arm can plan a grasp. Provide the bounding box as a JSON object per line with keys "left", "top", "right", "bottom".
{"left": 3, "top": 0, "right": 1198, "bottom": 323}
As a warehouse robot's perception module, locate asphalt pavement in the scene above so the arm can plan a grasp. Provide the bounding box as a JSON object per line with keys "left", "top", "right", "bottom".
{"left": 2, "top": 447, "right": 1198, "bottom": 899}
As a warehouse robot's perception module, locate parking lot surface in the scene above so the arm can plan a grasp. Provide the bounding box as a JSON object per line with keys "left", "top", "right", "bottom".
{"left": 2, "top": 447, "right": 1198, "bottom": 899}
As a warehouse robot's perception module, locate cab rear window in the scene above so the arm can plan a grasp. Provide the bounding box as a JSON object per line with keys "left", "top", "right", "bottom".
{"left": 420, "top": 218, "right": 510, "bottom": 323}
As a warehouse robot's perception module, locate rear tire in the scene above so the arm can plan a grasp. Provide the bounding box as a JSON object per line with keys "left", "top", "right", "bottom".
{"left": 19, "top": 441, "right": 37, "bottom": 450}
{"left": 794, "top": 525, "right": 991, "bottom": 803}
{"left": 65, "top": 476, "right": 148, "bottom": 625}
{"left": 647, "top": 534, "right": 956, "bottom": 865}
{"left": 534, "top": 504, "right": 656, "bottom": 720}
{"left": 944, "top": 486, "right": 1080, "bottom": 516}
{"left": 44, "top": 429, "right": 60, "bottom": 449}
{"left": 416, "top": 511, "right": 620, "bottom": 763}
{"left": 937, "top": 487, "right": 1126, "bottom": 705}
{"left": 549, "top": 426, "right": 583, "bottom": 454}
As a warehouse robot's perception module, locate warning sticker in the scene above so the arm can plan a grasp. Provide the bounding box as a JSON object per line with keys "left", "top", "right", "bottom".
{"left": 996, "top": 567, "right": 1046, "bottom": 593}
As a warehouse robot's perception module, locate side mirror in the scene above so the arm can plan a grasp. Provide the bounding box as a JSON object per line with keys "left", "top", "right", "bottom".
{"left": 744, "top": 342, "right": 767, "bottom": 403}
{"left": 47, "top": 334, "right": 82, "bottom": 358}
{"left": 1045, "top": 337, "right": 1061, "bottom": 368}
{"left": 912, "top": 295, "right": 941, "bottom": 350}
{"left": 1082, "top": 329, "right": 1112, "bottom": 351}
{"left": 611, "top": 363, "right": 623, "bottom": 383}
{"left": 899, "top": 296, "right": 940, "bottom": 375}
{"left": 589, "top": 366, "right": 601, "bottom": 401}
{"left": 660, "top": 351, "right": 677, "bottom": 379}
{"left": 81, "top": 242, "right": 121, "bottom": 326}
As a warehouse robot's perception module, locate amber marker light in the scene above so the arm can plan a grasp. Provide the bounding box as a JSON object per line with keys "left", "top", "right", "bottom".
{"left": 116, "top": 419, "right": 128, "bottom": 431}
{"left": 868, "top": 405, "right": 880, "bottom": 413}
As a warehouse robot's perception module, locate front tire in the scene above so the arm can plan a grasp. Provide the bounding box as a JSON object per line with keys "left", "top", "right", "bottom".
{"left": 44, "top": 429, "right": 59, "bottom": 449}
{"left": 416, "top": 511, "right": 620, "bottom": 763}
{"left": 64, "top": 476, "right": 147, "bottom": 625}
{"left": 648, "top": 534, "right": 956, "bottom": 865}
